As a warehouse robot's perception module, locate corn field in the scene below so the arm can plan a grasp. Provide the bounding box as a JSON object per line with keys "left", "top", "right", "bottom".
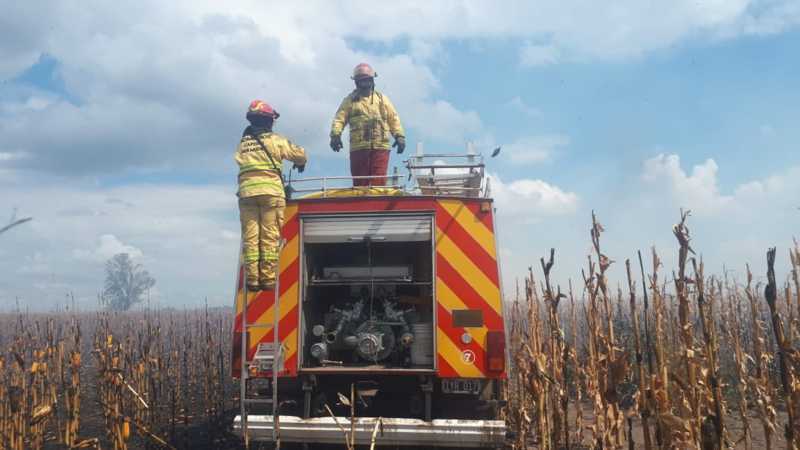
{"left": 2, "top": 210, "right": 799, "bottom": 449}
{"left": 0, "top": 307, "right": 237, "bottom": 450}
{"left": 506, "top": 211, "right": 800, "bottom": 450}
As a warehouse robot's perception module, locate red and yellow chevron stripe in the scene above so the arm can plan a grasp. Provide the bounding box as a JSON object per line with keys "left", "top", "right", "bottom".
{"left": 232, "top": 203, "right": 301, "bottom": 378}
{"left": 231, "top": 196, "right": 506, "bottom": 380}
{"left": 435, "top": 199, "right": 505, "bottom": 379}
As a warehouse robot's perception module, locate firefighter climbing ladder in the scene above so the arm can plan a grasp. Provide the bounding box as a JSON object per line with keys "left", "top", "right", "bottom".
{"left": 239, "top": 239, "right": 285, "bottom": 449}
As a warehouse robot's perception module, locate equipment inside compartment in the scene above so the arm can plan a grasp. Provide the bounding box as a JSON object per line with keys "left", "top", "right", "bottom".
{"left": 301, "top": 240, "right": 434, "bottom": 369}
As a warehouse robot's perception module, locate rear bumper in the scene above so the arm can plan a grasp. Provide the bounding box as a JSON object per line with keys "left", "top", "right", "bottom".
{"left": 233, "top": 415, "right": 507, "bottom": 448}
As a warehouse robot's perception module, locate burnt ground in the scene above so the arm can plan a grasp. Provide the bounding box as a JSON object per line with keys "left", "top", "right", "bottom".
{"left": 28, "top": 347, "right": 794, "bottom": 450}
{"left": 13, "top": 309, "right": 786, "bottom": 450}
{"left": 518, "top": 402, "right": 792, "bottom": 450}
{"left": 53, "top": 354, "right": 792, "bottom": 450}
{"left": 77, "top": 355, "right": 244, "bottom": 450}
{"left": 36, "top": 333, "right": 243, "bottom": 450}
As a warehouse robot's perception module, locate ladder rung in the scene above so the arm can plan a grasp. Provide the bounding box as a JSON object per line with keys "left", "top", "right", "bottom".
{"left": 244, "top": 398, "right": 274, "bottom": 404}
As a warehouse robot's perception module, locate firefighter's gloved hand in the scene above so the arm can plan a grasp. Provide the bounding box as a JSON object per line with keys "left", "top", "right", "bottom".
{"left": 294, "top": 164, "right": 305, "bottom": 173}
{"left": 393, "top": 136, "right": 406, "bottom": 154}
{"left": 330, "top": 135, "right": 343, "bottom": 152}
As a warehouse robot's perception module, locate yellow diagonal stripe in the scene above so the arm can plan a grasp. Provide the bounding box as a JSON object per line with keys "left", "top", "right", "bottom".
{"left": 284, "top": 204, "right": 298, "bottom": 224}
{"left": 236, "top": 234, "right": 299, "bottom": 315}
{"left": 283, "top": 328, "right": 298, "bottom": 360}
{"left": 438, "top": 199, "right": 496, "bottom": 259}
{"left": 437, "top": 328, "right": 483, "bottom": 378}
{"left": 238, "top": 283, "right": 283, "bottom": 312}
{"left": 236, "top": 290, "right": 260, "bottom": 314}
{"left": 279, "top": 235, "right": 299, "bottom": 268}
{"left": 436, "top": 230, "right": 502, "bottom": 315}
{"left": 436, "top": 278, "right": 488, "bottom": 351}
{"left": 249, "top": 281, "right": 299, "bottom": 348}
{"left": 235, "top": 276, "right": 258, "bottom": 315}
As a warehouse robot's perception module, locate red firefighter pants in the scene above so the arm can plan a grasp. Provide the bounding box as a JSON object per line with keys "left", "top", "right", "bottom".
{"left": 350, "top": 149, "right": 390, "bottom": 186}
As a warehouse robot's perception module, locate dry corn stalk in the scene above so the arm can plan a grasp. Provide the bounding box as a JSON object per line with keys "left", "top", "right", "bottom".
{"left": 764, "top": 248, "right": 800, "bottom": 449}
{"left": 626, "top": 259, "right": 653, "bottom": 450}
{"left": 725, "top": 275, "right": 753, "bottom": 450}
{"left": 746, "top": 264, "right": 778, "bottom": 450}
{"left": 671, "top": 210, "right": 701, "bottom": 448}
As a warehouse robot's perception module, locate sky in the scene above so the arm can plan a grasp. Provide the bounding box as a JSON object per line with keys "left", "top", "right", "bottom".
{"left": 1, "top": 0, "right": 799, "bottom": 310}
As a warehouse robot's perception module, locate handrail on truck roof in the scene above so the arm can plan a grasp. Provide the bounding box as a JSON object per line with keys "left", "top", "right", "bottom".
{"left": 286, "top": 142, "right": 492, "bottom": 199}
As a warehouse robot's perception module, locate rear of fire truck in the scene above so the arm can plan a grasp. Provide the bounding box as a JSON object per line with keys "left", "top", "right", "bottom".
{"left": 232, "top": 150, "right": 509, "bottom": 448}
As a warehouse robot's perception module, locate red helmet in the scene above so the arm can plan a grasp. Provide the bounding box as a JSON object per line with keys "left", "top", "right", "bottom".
{"left": 246, "top": 100, "right": 279, "bottom": 119}
{"left": 351, "top": 63, "right": 377, "bottom": 80}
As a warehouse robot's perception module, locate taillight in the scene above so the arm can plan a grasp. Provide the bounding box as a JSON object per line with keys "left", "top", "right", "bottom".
{"left": 486, "top": 331, "right": 505, "bottom": 373}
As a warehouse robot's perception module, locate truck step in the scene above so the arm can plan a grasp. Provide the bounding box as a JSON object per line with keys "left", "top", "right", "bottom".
{"left": 233, "top": 415, "right": 508, "bottom": 448}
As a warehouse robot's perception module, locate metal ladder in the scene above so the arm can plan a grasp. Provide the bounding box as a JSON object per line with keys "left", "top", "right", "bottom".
{"left": 240, "top": 239, "right": 285, "bottom": 449}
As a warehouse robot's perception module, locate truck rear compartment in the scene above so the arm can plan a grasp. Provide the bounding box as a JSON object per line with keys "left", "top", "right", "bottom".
{"left": 299, "top": 213, "right": 435, "bottom": 371}
{"left": 234, "top": 159, "right": 509, "bottom": 447}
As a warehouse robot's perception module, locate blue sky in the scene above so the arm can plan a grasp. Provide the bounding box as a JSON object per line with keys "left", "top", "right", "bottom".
{"left": 1, "top": 1, "right": 799, "bottom": 310}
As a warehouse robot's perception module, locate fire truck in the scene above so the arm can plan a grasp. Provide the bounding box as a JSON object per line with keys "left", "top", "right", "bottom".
{"left": 232, "top": 148, "right": 509, "bottom": 448}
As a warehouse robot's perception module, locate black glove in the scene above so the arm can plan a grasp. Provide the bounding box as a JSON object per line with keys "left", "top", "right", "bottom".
{"left": 393, "top": 135, "right": 406, "bottom": 154}
{"left": 330, "top": 135, "right": 343, "bottom": 152}
{"left": 294, "top": 164, "right": 305, "bottom": 173}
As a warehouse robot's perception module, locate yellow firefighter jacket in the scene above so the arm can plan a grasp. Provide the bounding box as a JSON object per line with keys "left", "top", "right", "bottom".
{"left": 330, "top": 90, "right": 404, "bottom": 152}
{"left": 234, "top": 130, "right": 307, "bottom": 199}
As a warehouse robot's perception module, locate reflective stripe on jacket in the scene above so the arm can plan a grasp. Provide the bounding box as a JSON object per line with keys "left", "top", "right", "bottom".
{"left": 234, "top": 131, "right": 307, "bottom": 199}
{"left": 330, "top": 90, "right": 404, "bottom": 151}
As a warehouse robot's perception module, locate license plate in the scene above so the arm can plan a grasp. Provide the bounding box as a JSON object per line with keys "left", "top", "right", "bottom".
{"left": 441, "top": 378, "right": 481, "bottom": 395}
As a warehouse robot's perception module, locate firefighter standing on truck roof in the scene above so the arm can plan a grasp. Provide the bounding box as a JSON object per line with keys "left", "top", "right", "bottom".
{"left": 235, "top": 100, "right": 307, "bottom": 291}
{"left": 329, "top": 63, "right": 405, "bottom": 187}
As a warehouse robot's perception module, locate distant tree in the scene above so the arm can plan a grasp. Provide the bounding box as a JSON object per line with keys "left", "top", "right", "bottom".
{"left": 102, "top": 253, "right": 155, "bottom": 311}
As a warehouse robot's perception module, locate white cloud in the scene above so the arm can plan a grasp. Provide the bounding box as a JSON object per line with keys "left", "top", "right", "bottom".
{"left": 4, "top": 3, "right": 799, "bottom": 76}
{"left": 505, "top": 96, "right": 542, "bottom": 118}
{"left": 494, "top": 153, "right": 800, "bottom": 296}
{"left": 73, "top": 234, "right": 143, "bottom": 263}
{"left": 405, "top": 99, "right": 483, "bottom": 145}
{"left": 0, "top": 1, "right": 797, "bottom": 179}
{"left": 642, "top": 153, "right": 800, "bottom": 216}
{"left": 408, "top": 38, "right": 446, "bottom": 63}
{"left": 491, "top": 174, "right": 579, "bottom": 221}
{"left": 318, "top": 0, "right": 796, "bottom": 60}
{"left": 0, "top": 3, "right": 485, "bottom": 178}
{"left": 220, "top": 229, "right": 239, "bottom": 241}
{"left": 520, "top": 43, "right": 561, "bottom": 67}
{"left": 642, "top": 153, "right": 732, "bottom": 213}
{"left": 733, "top": 166, "right": 800, "bottom": 201}
{"left": 0, "top": 182, "right": 239, "bottom": 309}
{"left": 503, "top": 135, "right": 568, "bottom": 165}
{"left": 0, "top": 152, "right": 28, "bottom": 162}
{"left": 0, "top": 3, "right": 48, "bottom": 79}
{"left": 735, "top": 0, "right": 800, "bottom": 35}
{"left": 18, "top": 252, "right": 50, "bottom": 276}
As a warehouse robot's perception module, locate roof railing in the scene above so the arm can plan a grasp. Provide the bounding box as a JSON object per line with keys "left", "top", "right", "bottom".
{"left": 284, "top": 142, "right": 490, "bottom": 199}
{"left": 405, "top": 142, "right": 487, "bottom": 198}
{"left": 286, "top": 174, "right": 405, "bottom": 198}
